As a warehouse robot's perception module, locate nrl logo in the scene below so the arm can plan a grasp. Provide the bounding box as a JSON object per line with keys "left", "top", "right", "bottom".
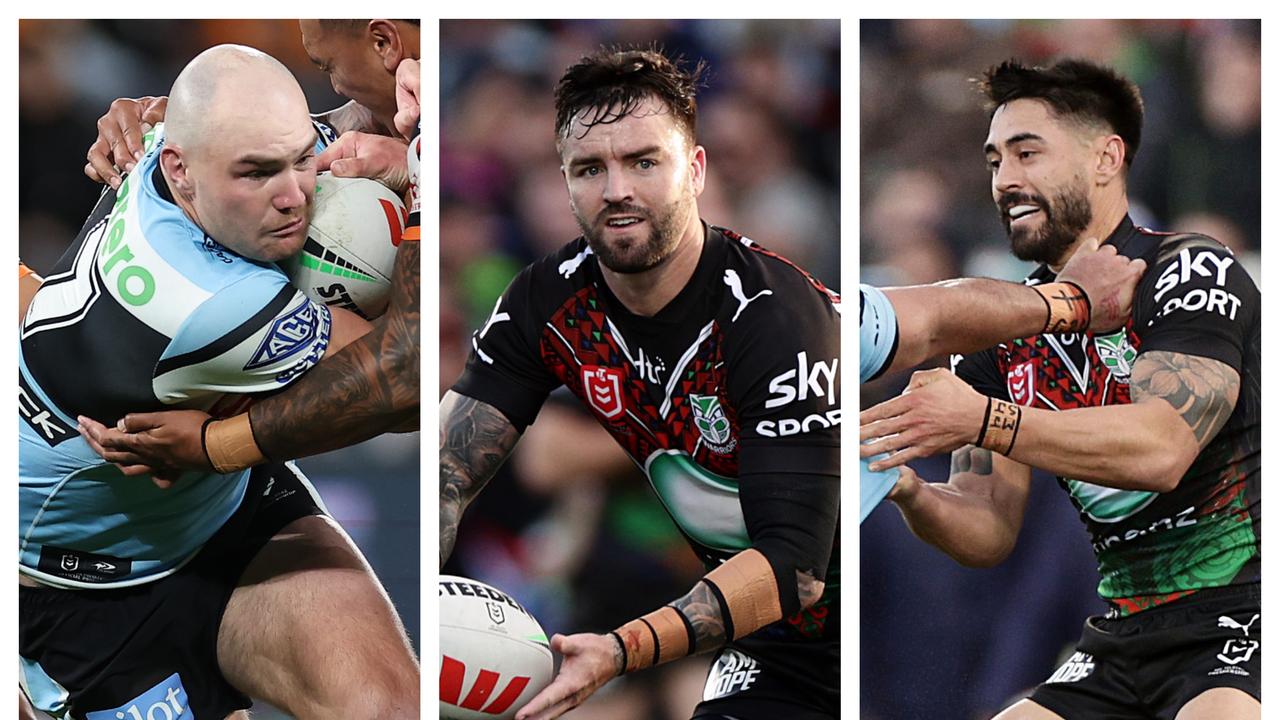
{"left": 1094, "top": 331, "right": 1137, "bottom": 382}
{"left": 690, "top": 394, "right": 736, "bottom": 453}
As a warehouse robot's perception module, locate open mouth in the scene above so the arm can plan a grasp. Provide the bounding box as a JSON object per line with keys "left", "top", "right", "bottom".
{"left": 1006, "top": 204, "right": 1042, "bottom": 224}
{"left": 603, "top": 216, "right": 643, "bottom": 229}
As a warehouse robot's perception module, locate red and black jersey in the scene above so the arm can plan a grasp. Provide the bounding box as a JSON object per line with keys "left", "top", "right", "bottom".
{"left": 955, "top": 216, "right": 1260, "bottom": 615}
{"left": 453, "top": 224, "right": 841, "bottom": 708}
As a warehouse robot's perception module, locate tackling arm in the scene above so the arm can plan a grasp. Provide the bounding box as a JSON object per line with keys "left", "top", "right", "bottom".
{"left": 439, "top": 391, "right": 521, "bottom": 568}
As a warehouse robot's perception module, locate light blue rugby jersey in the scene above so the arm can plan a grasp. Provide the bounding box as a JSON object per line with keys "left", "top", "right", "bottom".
{"left": 19, "top": 122, "right": 334, "bottom": 588}
{"left": 859, "top": 284, "right": 899, "bottom": 523}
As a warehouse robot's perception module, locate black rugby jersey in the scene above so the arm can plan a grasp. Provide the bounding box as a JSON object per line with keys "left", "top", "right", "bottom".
{"left": 955, "top": 216, "right": 1260, "bottom": 615}
{"left": 453, "top": 224, "right": 841, "bottom": 706}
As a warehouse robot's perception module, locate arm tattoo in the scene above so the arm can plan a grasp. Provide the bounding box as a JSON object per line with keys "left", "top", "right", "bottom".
{"left": 796, "top": 570, "right": 824, "bottom": 609}
{"left": 670, "top": 581, "right": 728, "bottom": 653}
{"left": 439, "top": 392, "right": 520, "bottom": 567}
{"left": 950, "top": 445, "right": 994, "bottom": 476}
{"left": 1131, "top": 350, "right": 1240, "bottom": 449}
{"left": 250, "top": 243, "right": 420, "bottom": 459}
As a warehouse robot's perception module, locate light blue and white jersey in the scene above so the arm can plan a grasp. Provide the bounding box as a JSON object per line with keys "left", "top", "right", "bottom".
{"left": 859, "top": 283, "right": 899, "bottom": 523}
{"left": 19, "top": 122, "right": 333, "bottom": 588}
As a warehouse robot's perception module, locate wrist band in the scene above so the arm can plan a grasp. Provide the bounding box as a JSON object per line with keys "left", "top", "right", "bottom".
{"left": 974, "top": 397, "right": 1023, "bottom": 455}
{"left": 204, "top": 413, "right": 266, "bottom": 474}
{"left": 1035, "top": 281, "right": 1090, "bottom": 334}
{"left": 613, "top": 605, "right": 692, "bottom": 674}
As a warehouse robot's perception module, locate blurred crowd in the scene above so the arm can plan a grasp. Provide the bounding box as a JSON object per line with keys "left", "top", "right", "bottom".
{"left": 860, "top": 19, "right": 1260, "bottom": 720}
{"left": 439, "top": 19, "right": 839, "bottom": 719}
{"left": 19, "top": 21, "right": 419, "bottom": 720}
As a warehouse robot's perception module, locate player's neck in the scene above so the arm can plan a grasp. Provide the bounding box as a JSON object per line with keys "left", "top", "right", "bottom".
{"left": 1052, "top": 193, "right": 1129, "bottom": 272}
{"left": 601, "top": 219, "right": 705, "bottom": 317}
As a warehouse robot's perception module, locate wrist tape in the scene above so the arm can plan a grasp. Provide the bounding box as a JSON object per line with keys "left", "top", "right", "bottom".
{"left": 612, "top": 605, "right": 694, "bottom": 674}
{"left": 1035, "top": 281, "right": 1090, "bottom": 334}
{"left": 204, "top": 413, "right": 266, "bottom": 474}
{"left": 975, "top": 397, "right": 1023, "bottom": 455}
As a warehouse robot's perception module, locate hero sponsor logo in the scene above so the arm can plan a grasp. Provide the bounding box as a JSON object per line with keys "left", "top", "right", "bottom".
{"left": 1151, "top": 248, "right": 1241, "bottom": 322}
{"left": 1045, "top": 652, "right": 1095, "bottom": 684}
{"left": 85, "top": 672, "right": 191, "bottom": 719}
{"left": 98, "top": 174, "right": 156, "bottom": 307}
{"left": 1211, "top": 614, "right": 1260, "bottom": 675}
{"left": 703, "top": 648, "right": 762, "bottom": 700}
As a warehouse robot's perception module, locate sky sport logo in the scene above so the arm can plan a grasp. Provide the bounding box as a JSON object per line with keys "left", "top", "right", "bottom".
{"left": 85, "top": 672, "right": 190, "bottom": 719}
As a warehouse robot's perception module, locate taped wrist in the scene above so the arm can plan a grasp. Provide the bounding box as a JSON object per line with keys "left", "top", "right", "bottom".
{"left": 204, "top": 413, "right": 267, "bottom": 474}
{"left": 1035, "top": 281, "right": 1090, "bottom": 333}
{"left": 703, "top": 548, "right": 784, "bottom": 640}
{"left": 612, "top": 605, "right": 695, "bottom": 674}
{"left": 975, "top": 397, "right": 1022, "bottom": 455}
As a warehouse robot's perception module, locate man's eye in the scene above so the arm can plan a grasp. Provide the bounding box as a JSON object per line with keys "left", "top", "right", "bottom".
{"left": 988, "top": 159, "right": 1001, "bottom": 171}
{"left": 581, "top": 166, "right": 600, "bottom": 177}
{"left": 637, "top": 159, "right": 655, "bottom": 169}
{"left": 1019, "top": 150, "right": 1036, "bottom": 160}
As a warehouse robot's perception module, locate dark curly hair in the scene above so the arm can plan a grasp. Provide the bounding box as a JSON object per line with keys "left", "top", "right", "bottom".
{"left": 554, "top": 46, "right": 708, "bottom": 146}
{"left": 976, "top": 58, "right": 1144, "bottom": 167}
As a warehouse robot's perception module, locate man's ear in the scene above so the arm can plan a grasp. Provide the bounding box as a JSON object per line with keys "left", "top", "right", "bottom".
{"left": 368, "top": 20, "right": 404, "bottom": 72}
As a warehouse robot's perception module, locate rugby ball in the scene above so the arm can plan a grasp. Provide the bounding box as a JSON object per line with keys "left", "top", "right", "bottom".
{"left": 280, "top": 172, "right": 407, "bottom": 320}
{"left": 440, "top": 575, "right": 554, "bottom": 720}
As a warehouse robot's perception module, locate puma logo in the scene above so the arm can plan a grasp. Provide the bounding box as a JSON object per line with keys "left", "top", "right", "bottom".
{"left": 1219, "top": 614, "right": 1260, "bottom": 637}
{"left": 724, "top": 269, "right": 772, "bottom": 322}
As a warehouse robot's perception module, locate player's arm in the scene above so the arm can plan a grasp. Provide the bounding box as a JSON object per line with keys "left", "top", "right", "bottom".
{"left": 439, "top": 390, "right": 521, "bottom": 568}
{"left": 879, "top": 238, "right": 1144, "bottom": 376}
{"left": 19, "top": 262, "right": 41, "bottom": 325}
{"left": 312, "top": 99, "right": 393, "bottom": 137}
{"left": 889, "top": 447, "right": 1034, "bottom": 567}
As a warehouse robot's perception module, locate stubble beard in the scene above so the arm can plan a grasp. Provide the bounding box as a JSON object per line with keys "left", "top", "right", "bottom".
{"left": 578, "top": 194, "right": 694, "bottom": 274}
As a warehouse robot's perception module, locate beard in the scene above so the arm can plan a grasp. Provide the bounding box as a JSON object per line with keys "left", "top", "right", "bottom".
{"left": 1000, "top": 178, "right": 1093, "bottom": 265}
{"left": 575, "top": 195, "right": 692, "bottom": 274}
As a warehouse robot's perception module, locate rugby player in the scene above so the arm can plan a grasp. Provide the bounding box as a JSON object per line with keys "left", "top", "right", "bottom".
{"left": 439, "top": 48, "right": 838, "bottom": 720}
{"left": 19, "top": 46, "right": 418, "bottom": 719}
{"left": 75, "top": 23, "right": 421, "bottom": 476}
{"left": 860, "top": 59, "right": 1260, "bottom": 719}
{"left": 858, "top": 240, "right": 1145, "bottom": 522}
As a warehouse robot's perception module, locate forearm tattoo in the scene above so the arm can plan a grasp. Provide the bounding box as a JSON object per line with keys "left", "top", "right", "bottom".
{"left": 950, "top": 445, "right": 994, "bottom": 476}
{"left": 796, "top": 570, "right": 823, "bottom": 609}
{"left": 251, "top": 243, "right": 420, "bottom": 459}
{"left": 671, "top": 581, "right": 728, "bottom": 653}
{"left": 1131, "top": 350, "right": 1239, "bottom": 449}
{"left": 439, "top": 392, "right": 519, "bottom": 567}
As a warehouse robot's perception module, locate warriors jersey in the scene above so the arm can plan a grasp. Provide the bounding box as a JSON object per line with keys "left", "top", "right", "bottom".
{"left": 454, "top": 225, "right": 842, "bottom": 707}
{"left": 954, "top": 216, "right": 1260, "bottom": 615}
{"left": 859, "top": 284, "right": 900, "bottom": 522}
{"left": 19, "top": 122, "right": 334, "bottom": 588}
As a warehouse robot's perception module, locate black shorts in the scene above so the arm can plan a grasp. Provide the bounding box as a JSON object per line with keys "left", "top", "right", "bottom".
{"left": 1029, "top": 584, "right": 1260, "bottom": 720}
{"left": 691, "top": 637, "right": 839, "bottom": 720}
{"left": 19, "top": 462, "right": 324, "bottom": 719}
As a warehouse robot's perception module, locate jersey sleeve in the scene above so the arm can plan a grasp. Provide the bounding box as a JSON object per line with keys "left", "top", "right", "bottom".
{"left": 859, "top": 283, "right": 899, "bottom": 382}
{"left": 450, "top": 267, "right": 561, "bottom": 431}
{"left": 952, "top": 345, "right": 1009, "bottom": 400}
{"left": 1132, "top": 237, "right": 1258, "bottom": 372}
{"left": 152, "top": 271, "right": 332, "bottom": 403}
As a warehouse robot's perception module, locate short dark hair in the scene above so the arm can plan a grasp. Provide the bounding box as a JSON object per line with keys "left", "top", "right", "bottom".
{"left": 976, "top": 58, "right": 1144, "bottom": 166}
{"left": 554, "top": 46, "right": 708, "bottom": 145}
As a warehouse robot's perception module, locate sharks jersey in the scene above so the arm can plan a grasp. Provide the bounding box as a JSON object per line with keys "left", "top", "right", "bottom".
{"left": 954, "top": 217, "right": 1261, "bottom": 615}
{"left": 19, "top": 122, "right": 334, "bottom": 589}
{"left": 454, "top": 224, "right": 842, "bottom": 707}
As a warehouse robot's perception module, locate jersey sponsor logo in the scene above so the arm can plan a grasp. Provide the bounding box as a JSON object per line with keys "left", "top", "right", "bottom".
{"left": 37, "top": 546, "right": 131, "bottom": 583}
{"left": 703, "top": 648, "right": 762, "bottom": 700}
{"left": 201, "top": 236, "right": 235, "bottom": 264}
{"left": 1007, "top": 361, "right": 1036, "bottom": 405}
{"left": 1153, "top": 287, "right": 1243, "bottom": 323}
{"left": 1153, "top": 248, "right": 1235, "bottom": 303}
{"left": 1214, "top": 614, "right": 1260, "bottom": 670}
{"left": 630, "top": 345, "right": 667, "bottom": 385}
{"left": 558, "top": 246, "right": 593, "bottom": 278}
{"left": 690, "top": 394, "right": 736, "bottom": 453}
{"left": 756, "top": 408, "right": 842, "bottom": 438}
{"left": 18, "top": 373, "right": 73, "bottom": 446}
{"left": 764, "top": 352, "right": 839, "bottom": 410}
{"left": 245, "top": 300, "right": 323, "bottom": 371}
{"left": 1088, "top": 503, "right": 1191, "bottom": 548}
{"left": 1094, "top": 331, "right": 1137, "bottom": 382}
{"left": 582, "top": 365, "right": 625, "bottom": 419}
{"left": 1045, "top": 651, "right": 1095, "bottom": 684}
{"left": 722, "top": 268, "right": 773, "bottom": 322}
{"left": 86, "top": 672, "right": 191, "bottom": 719}
{"left": 439, "top": 654, "right": 531, "bottom": 716}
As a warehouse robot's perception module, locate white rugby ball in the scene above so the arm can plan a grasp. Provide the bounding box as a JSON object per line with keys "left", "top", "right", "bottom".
{"left": 280, "top": 172, "right": 406, "bottom": 320}
{"left": 440, "top": 575, "right": 554, "bottom": 720}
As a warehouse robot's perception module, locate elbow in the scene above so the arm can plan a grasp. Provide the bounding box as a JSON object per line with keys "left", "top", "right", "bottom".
{"left": 1126, "top": 445, "right": 1198, "bottom": 493}
{"left": 951, "top": 545, "right": 1011, "bottom": 569}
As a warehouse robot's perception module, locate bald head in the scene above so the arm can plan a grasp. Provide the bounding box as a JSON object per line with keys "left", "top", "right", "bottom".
{"left": 165, "top": 44, "right": 310, "bottom": 156}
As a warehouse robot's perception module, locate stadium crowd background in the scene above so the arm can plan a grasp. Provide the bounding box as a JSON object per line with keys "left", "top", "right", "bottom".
{"left": 860, "top": 19, "right": 1260, "bottom": 720}
{"left": 440, "top": 19, "right": 839, "bottom": 719}
{"left": 19, "top": 20, "right": 420, "bottom": 720}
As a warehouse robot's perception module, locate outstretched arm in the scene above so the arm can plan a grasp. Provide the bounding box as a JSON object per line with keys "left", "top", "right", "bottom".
{"left": 439, "top": 391, "right": 521, "bottom": 567}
